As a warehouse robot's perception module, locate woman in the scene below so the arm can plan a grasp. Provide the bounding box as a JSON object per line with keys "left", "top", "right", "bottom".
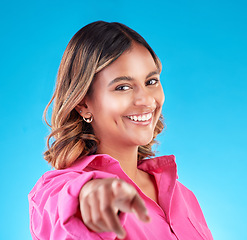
{"left": 29, "top": 21, "right": 213, "bottom": 240}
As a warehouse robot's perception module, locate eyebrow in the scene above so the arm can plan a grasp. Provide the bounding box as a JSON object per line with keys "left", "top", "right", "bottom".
{"left": 107, "top": 69, "right": 160, "bottom": 87}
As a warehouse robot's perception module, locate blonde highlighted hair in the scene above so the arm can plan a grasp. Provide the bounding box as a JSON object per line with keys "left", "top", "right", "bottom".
{"left": 44, "top": 21, "right": 164, "bottom": 169}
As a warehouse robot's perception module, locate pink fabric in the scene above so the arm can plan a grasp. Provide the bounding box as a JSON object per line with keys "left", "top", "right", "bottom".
{"left": 29, "top": 154, "right": 213, "bottom": 239}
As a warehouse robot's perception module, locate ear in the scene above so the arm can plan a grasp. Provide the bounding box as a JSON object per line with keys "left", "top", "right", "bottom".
{"left": 75, "top": 99, "right": 89, "bottom": 117}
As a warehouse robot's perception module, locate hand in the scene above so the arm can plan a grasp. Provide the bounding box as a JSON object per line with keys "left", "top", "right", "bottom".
{"left": 79, "top": 178, "right": 150, "bottom": 239}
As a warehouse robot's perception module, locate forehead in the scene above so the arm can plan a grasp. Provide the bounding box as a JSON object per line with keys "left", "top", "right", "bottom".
{"left": 95, "top": 43, "right": 159, "bottom": 84}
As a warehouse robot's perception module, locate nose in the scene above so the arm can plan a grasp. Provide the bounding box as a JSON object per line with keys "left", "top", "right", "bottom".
{"left": 133, "top": 86, "right": 156, "bottom": 108}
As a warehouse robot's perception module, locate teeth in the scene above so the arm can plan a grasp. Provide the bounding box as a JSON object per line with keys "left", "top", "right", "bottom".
{"left": 127, "top": 113, "right": 152, "bottom": 122}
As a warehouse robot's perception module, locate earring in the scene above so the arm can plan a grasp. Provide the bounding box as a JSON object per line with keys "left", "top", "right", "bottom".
{"left": 79, "top": 110, "right": 82, "bottom": 113}
{"left": 83, "top": 112, "right": 93, "bottom": 123}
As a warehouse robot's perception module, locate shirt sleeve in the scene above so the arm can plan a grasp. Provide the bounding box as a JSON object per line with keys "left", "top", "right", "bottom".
{"left": 28, "top": 169, "right": 119, "bottom": 240}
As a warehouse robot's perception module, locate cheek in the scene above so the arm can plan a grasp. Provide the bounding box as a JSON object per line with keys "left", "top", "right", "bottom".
{"left": 108, "top": 98, "right": 129, "bottom": 113}
{"left": 92, "top": 93, "right": 130, "bottom": 119}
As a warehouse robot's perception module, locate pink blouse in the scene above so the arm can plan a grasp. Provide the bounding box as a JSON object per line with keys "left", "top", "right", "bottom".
{"left": 28, "top": 154, "right": 213, "bottom": 239}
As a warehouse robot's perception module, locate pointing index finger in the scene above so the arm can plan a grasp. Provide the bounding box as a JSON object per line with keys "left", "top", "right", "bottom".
{"left": 112, "top": 180, "right": 150, "bottom": 222}
{"left": 130, "top": 194, "right": 150, "bottom": 222}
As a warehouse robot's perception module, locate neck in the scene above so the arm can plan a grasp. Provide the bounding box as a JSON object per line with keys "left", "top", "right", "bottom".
{"left": 97, "top": 143, "right": 139, "bottom": 181}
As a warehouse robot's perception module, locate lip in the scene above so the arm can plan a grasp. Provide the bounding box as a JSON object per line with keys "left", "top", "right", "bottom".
{"left": 125, "top": 110, "right": 155, "bottom": 117}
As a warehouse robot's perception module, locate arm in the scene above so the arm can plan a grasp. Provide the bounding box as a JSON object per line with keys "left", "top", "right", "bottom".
{"left": 29, "top": 170, "right": 119, "bottom": 240}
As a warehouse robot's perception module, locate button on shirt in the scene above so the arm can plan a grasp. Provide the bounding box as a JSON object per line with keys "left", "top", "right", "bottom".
{"left": 28, "top": 154, "right": 213, "bottom": 240}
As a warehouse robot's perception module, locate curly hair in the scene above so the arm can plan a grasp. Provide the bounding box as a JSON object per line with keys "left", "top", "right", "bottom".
{"left": 44, "top": 21, "right": 164, "bottom": 169}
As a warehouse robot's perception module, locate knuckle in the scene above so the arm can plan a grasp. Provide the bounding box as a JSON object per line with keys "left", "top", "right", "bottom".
{"left": 82, "top": 194, "right": 91, "bottom": 205}
{"left": 87, "top": 192, "right": 95, "bottom": 201}
{"left": 87, "top": 191, "right": 99, "bottom": 206}
{"left": 98, "top": 184, "right": 107, "bottom": 193}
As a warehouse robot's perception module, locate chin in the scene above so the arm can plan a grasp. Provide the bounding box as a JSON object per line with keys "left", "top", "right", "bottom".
{"left": 135, "top": 135, "right": 154, "bottom": 147}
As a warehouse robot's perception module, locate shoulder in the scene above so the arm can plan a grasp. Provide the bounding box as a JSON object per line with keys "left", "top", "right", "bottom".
{"left": 29, "top": 154, "right": 119, "bottom": 202}
{"left": 170, "top": 181, "right": 213, "bottom": 239}
{"left": 28, "top": 154, "right": 120, "bottom": 240}
{"left": 175, "top": 181, "right": 210, "bottom": 226}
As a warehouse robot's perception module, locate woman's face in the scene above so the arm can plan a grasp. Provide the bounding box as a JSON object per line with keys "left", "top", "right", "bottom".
{"left": 83, "top": 42, "right": 165, "bottom": 151}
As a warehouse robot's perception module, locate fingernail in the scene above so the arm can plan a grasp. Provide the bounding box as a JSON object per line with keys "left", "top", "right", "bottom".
{"left": 141, "top": 210, "right": 150, "bottom": 222}
{"left": 144, "top": 214, "right": 150, "bottom": 222}
{"left": 116, "top": 182, "right": 121, "bottom": 188}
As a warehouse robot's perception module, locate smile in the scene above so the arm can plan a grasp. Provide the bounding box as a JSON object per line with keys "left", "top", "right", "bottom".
{"left": 126, "top": 112, "right": 153, "bottom": 122}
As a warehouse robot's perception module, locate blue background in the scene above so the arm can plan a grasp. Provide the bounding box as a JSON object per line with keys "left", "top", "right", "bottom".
{"left": 0, "top": 0, "right": 246, "bottom": 239}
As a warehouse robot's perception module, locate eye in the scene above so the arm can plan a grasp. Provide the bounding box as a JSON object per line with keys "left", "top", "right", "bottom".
{"left": 146, "top": 78, "right": 159, "bottom": 86}
{"left": 115, "top": 85, "right": 131, "bottom": 91}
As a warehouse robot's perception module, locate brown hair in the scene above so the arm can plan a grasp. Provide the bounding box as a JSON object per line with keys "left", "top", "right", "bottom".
{"left": 44, "top": 21, "right": 164, "bottom": 169}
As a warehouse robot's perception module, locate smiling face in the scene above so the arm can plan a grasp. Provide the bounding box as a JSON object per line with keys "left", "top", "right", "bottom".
{"left": 81, "top": 42, "right": 165, "bottom": 153}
